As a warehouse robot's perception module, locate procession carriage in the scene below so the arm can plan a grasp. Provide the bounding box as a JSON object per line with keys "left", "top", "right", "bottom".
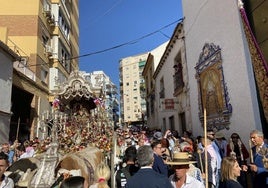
{"left": 7, "top": 71, "right": 115, "bottom": 187}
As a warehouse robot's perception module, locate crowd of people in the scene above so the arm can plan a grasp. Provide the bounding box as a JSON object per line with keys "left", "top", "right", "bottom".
{"left": 0, "top": 128, "right": 267, "bottom": 188}
{"left": 114, "top": 128, "right": 268, "bottom": 188}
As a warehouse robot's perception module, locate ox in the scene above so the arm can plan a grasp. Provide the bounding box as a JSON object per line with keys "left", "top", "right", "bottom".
{"left": 7, "top": 146, "right": 104, "bottom": 187}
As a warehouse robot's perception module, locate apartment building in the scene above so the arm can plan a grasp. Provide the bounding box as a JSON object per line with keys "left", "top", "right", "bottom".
{"left": 83, "top": 71, "right": 119, "bottom": 127}
{"left": 0, "top": 0, "right": 79, "bottom": 141}
{"left": 119, "top": 53, "right": 148, "bottom": 127}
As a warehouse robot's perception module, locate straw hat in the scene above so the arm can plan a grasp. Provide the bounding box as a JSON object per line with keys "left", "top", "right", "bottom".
{"left": 166, "top": 152, "right": 196, "bottom": 165}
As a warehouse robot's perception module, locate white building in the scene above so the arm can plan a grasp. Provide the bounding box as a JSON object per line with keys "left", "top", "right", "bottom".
{"left": 151, "top": 23, "right": 189, "bottom": 132}
{"left": 83, "top": 71, "right": 119, "bottom": 126}
{"left": 182, "top": 0, "right": 262, "bottom": 140}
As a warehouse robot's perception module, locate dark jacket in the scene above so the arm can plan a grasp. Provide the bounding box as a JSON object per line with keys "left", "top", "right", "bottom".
{"left": 252, "top": 143, "right": 268, "bottom": 188}
{"left": 125, "top": 168, "right": 172, "bottom": 188}
{"left": 115, "top": 164, "right": 139, "bottom": 188}
{"left": 219, "top": 179, "right": 243, "bottom": 188}
{"left": 152, "top": 153, "right": 168, "bottom": 177}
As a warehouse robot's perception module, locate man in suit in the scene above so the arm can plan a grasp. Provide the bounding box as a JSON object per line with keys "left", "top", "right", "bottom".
{"left": 151, "top": 140, "right": 168, "bottom": 176}
{"left": 125, "top": 145, "right": 172, "bottom": 188}
{"left": 249, "top": 130, "right": 268, "bottom": 188}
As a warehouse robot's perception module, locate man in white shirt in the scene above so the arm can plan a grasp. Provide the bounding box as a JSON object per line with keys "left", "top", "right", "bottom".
{"left": 167, "top": 152, "right": 204, "bottom": 188}
{"left": 0, "top": 152, "right": 14, "bottom": 188}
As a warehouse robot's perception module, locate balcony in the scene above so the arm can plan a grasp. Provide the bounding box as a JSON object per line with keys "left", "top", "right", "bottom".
{"left": 13, "top": 61, "right": 36, "bottom": 81}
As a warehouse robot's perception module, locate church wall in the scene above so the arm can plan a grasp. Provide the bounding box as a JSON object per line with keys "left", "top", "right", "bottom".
{"left": 182, "top": 0, "right": 262, "bottom": 141}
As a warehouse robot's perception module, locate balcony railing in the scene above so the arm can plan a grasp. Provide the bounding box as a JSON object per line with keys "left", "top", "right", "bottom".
{"left": 13, "top": 61, "right": 36, "bottom": 81}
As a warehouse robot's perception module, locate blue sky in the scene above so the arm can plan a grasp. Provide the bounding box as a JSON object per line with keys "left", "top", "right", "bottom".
{"left": 78, "top": 1, "right": 183, "bottom": 89}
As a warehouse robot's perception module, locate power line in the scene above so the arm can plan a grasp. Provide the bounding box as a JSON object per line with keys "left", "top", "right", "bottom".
{"left": 70, "top": 18, "right": 184, "bottom": 61}
{"left": 26, "top": 18, "right": 183, "bottom": 67}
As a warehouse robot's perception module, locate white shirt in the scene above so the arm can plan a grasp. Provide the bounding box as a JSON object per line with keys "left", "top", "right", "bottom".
{"left": 89, "top": 183, "right": 99, "bottom": 188}
{"left": 169, "top": 174, "right": 205, "bottom": 188}
{"left": 0, "top": 176, "right": 14, "bottom": 188}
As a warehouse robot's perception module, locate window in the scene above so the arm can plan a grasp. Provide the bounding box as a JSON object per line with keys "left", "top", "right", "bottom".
{"left": 162, "top": 118, "right": 166, "bottom": 131}
{"left": 179, "top": 112, "right": 186, "bottom": 133}
{"left": 42, "top": 35, "right": 49, "bottom": 46}
{"left": 59, "top": 42, "right": 70, "bottom": 72}
{"left": 58, "top": 11, "right": 70, "bottom": 40}
{"left": 169, "top": 116, "right": 175, "bottom": 131}
{"left": 41, "top": 68, "right": 48, "bottom": 84}
{"left": 174, "top": 51, "right": 184, "bottom": 93}
{"left": 159, "top": 77, "right": 165, "bottom": 98}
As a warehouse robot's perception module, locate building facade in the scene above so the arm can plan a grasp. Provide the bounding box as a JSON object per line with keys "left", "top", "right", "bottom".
{"left": 0, "top": 38, "right": 20, "bottom": 143}
{"left": 119, "top": 53, "right": 148, "bottom": 128}
{"left": 181, "top": 0, "right": 265, "bottom": 141}
{"left": 83, "top": 71, "right": 119, "bottom": 128}
{"left": 0, "top": 0, "right": 79, "bottom": 142}
{"left": 142, "top": 41, "right": 169, "bottom": 130}
{"left": 151, "top": 23, "right": 188, "bottom": 133}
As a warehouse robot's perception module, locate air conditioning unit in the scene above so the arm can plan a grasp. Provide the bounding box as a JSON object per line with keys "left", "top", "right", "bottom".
{"left": 45, "top": 45, "right": 53, "bottom": 56}
{"left": 44, "top": 4, "right": 51, "bottom": 12}
{"left": 20, "top": 57, "right": 28, "bottom": 67}
{"left": 43, "top": 4, "right": 52, "bottom": 17}
{"left": 48, "top": 14, "right": 55, "bottom": 26}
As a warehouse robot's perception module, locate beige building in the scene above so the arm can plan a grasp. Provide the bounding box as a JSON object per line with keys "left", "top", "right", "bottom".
{"left": 0, "top": 0, "right": 79, "bottom": 141}
{"left": 119, "top": 53, "right": 148, "bottom": 127}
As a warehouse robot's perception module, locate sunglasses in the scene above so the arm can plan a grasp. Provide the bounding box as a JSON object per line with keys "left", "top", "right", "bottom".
{"left": 231, "top": 136, "right": 239, "bottom": 139}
